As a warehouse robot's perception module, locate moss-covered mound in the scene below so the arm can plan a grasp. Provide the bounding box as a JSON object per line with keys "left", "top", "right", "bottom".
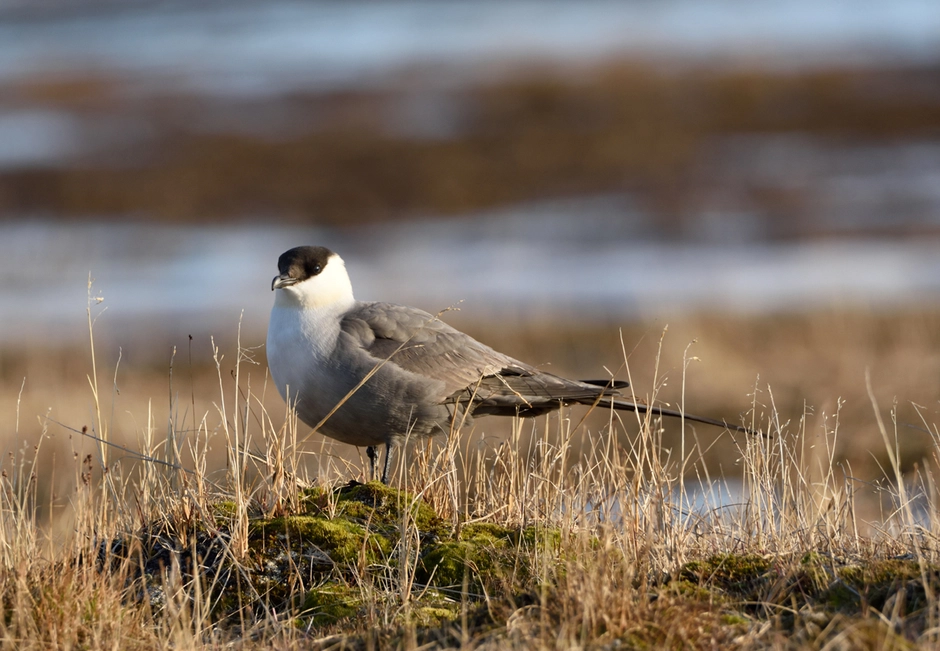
{"left": 106, "top": 481, "right": 552, "bottom": 635}
{"left": 300, "top": 480, "right": 448, "bottom": 537}
{"left": 670, "top": 552, "right": 940, "bottom": 647}
{"left": 100, "top": 484, "right": 940, "bottom": 648}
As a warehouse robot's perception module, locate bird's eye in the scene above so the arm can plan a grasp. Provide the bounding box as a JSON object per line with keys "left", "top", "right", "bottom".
{"left": 313, "top": 264, "right": 322, "bottom": 274}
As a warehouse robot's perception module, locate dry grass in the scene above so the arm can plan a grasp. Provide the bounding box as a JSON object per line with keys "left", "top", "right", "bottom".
{"left": 1, "top": 304, "right": 940, "bottom": 648}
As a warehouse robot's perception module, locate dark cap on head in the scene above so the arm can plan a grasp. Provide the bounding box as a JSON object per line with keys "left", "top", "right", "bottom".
{"left": 272, "top": 246, "right": 335, "bottom": 290}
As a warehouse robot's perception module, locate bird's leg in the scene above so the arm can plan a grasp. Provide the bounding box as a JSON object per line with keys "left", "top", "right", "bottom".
{"left": 380, "top": 442, "right": 396, "bottom": 485}
{"left": 366, "top": 446, "right": 378, "bottom": 482}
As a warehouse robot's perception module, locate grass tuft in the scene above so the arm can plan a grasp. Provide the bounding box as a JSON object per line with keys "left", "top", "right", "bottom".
{"left": 3, "top": 311, "right": 940, "bottom": 648}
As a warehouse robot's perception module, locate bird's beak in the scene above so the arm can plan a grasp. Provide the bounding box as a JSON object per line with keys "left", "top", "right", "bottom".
{"left": 272, "top": 274, "right": 297, "bottom": 291}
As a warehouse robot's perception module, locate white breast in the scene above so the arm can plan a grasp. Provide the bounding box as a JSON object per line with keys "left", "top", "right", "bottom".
{"left": 266, "top": 303, "right": 341, "bottom": 406}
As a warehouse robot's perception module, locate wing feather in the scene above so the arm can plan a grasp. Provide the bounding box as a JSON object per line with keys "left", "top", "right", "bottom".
{"left": 340, "top": 301, "right": 619, "bottom": 411}
{"left": 341, "top": 302, "right": 514, "bottom": 396}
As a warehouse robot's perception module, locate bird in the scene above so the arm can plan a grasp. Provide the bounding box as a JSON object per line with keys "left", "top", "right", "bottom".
{"left": 266, "top": 245, "right": 758, "bottom": 484}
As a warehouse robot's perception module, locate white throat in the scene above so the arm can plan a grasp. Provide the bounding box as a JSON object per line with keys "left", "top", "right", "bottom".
{"left": 267, "top": 253, "right": 355, "bottom": 402}
{"left": 273, "top": 253, "right": 356, "bottom": 313}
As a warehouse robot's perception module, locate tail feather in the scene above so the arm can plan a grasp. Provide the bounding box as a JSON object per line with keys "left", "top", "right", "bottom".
{"left": 580, "top": 379, "right": 630, "bottom": 391}
{"left": 594, "top": 398, "right": 764, "bottom": 437}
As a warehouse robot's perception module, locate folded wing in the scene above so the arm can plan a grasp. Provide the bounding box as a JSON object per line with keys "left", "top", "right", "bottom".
{"left": 341, "top": 302, "right": 619, "bottom": 416}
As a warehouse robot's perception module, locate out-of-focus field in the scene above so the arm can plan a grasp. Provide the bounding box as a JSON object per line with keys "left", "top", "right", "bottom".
{"left": 1, "top": 49, "right": 939, "bottom": 539}
{"left": 3, "top": 307, "right": 938, "bottom": 528}
{"left": 3, "top": 5, "right": 940, "bottom": 644}
{"left": 3, "top": 62, "right": 940, "bottom": 237}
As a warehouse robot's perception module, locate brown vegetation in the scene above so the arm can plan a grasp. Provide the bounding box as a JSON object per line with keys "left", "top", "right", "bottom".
{"left": 1, "top": 303, "right": 940, "bottom": 648}
{"left": 4, "top": 306, "right": 939, "bottom": 512}
{"left": 2, "top": 62, "right": 940, "bottom": 230}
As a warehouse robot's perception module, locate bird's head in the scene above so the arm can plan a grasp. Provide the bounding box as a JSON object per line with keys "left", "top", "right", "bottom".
{"left": 271, "top": 246, "right": 355, "bottom": 310}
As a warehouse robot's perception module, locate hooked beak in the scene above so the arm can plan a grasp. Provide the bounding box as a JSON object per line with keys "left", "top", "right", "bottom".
{"left": 271, "top": 274, "right": 298, "bottom": 291}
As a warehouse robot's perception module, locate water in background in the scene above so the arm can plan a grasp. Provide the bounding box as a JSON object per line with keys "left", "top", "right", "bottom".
{"left": 3, "top": 208, "right": 940, "bottom": 348}
{"left": 1, "top": 1, "right": 940, "bottom": 167}
{"left": 1, "top": 0, "right": 938, "bottom": 94}
{"left": 2, "top": 1, "right": 940, "bottom": 349}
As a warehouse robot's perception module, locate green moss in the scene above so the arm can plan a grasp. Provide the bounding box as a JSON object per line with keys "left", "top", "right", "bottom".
{"left": 460, "top": 522, "right": 516, "bottom": 543}
{"left": 674, "top": 553, "right": 940, "bottom": 625}
{"left": 838, "top": 559, "right": 926, "bottom": 587}
{"left": 418, "top": 522, "right": 535, "bottom": 589}
{"left": 251, "top": 515, "right": 392, "bottom": 566}
{"left": 824, "top": 579, "right": 862, "bottom": 611}
{"left": 418, "top": 541, "right": 480, "bottom": 587}
{"left": 211, "top": 500, "right": 238, "bottom": 521}
{"left": 679, "top": 554, "right": 773, "bottom": 600}
{"left": 798, "top": 552, "right": 831, "bottom": 594}
{"left": 457, "top": 523, "right": 561, "bottom": 552}
{"left": 301, "top": 585, "right": 361, "bottom": 627}
{"left": 835, "top": 560, "right": 939, "bottom": 612}
{"left": 298, "top": 485, "right": 332, "bottom": 512}
{"left": 720, "top": 613, "right": 750, "bottom": 626}
{"left": 412, "top": 522, "right": 561, "bottom": 592}
{"left": 417, "top": 539, "right": 512, "bottom": 589}
{"left": 327, "top": 482, "right": 448, "bottom": 537}
{"left": 517, "top": 525, "right": 561, "bottom": 551}
{"left": 660, "top": 579, "right": 726, "bottom": 603}
{"left": 409, "top": 605, "right": 460, "bottom": 628}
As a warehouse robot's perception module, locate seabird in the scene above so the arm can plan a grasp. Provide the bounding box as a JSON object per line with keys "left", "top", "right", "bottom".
{"left": 267, "top": 245, "right": 757, "bottom": 483}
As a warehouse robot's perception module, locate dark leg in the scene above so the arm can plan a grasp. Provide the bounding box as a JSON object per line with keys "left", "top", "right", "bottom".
{"left": 366, "top": 446, "right": 378, "bottom": 482}
{"left": 380, "top": 442, "right": 396, "bottom": 485}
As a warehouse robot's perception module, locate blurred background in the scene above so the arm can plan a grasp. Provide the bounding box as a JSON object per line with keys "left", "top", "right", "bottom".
{"left": 2, "top": 0, "right": 940, "bottom": 510}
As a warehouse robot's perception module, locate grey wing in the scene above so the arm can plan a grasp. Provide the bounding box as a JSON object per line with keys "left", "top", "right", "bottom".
{"left": 341, "top": 302, "right": 518, "bottom": 396}
{"left": 341, "top": 302, "right": 616, "bottom": 414}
